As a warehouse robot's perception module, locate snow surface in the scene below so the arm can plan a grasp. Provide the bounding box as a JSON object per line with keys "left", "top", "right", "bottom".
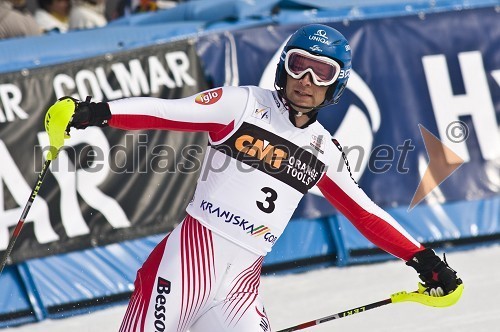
{"left": 6, "top": 244, "right": 500, "bottom": 332}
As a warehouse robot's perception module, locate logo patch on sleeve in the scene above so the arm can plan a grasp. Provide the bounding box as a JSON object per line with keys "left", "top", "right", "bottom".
{"left": 310, "top": 134, "right": 325, "bottom": 154}
{"left": 195, "top": 88, "right": 223, "bottom": 105}
{"left": 252, "top": 101, "right": 271, "bottom": 123}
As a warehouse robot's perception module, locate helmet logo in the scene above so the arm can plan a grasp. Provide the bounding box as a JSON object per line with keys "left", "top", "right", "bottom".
{"left": 310, "top": 45, "right": 322, "bottom": 52}
{"left": 316, "top": 30, "right": 327, "bottom": 38}
{"left": 309, "top": 30, "right": 331, "bottom": 45}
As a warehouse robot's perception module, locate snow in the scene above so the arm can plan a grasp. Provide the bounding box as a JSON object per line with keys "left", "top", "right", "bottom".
{"left": 6, "top": 244, "right": 500, "bottom": 332}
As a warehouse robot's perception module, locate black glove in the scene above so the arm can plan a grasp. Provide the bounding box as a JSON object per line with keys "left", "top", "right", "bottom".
{"left": 64, "top": 96, "right": 112, "bottom": 130}
{"left": 406, "top": 248, "right": 462, "bottom": 296}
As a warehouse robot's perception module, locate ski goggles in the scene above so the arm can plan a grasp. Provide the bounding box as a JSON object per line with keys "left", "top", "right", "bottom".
{"left": 284, "top": 48, "right": 341, "bottom": 86}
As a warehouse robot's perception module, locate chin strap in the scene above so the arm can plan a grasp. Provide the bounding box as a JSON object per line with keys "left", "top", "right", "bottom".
{"left": 287, "top": 105, "right": 319, "bottom": 128}
{"left": 277, "top": 88, "right": 320, "bottom": 128}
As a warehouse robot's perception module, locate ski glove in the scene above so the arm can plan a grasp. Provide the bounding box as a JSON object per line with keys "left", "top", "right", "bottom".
{"left": 45, "top": 96, "right": 111, "bottom": 160}
{"left": 67, "top": 96, "right": 111, "bottom": 130}
{"left": 406, "top": 248, "right": 462, "bottom": 296}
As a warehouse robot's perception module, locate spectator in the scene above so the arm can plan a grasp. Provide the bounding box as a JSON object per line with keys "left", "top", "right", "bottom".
{"left": 69, "top": 0, "right": 107, "bottom": 30}
{"left": 104, "top": 0, "right": 180, "bottom": 20}
{"left": 0, "top": 0, "right": 41, "bottom": 39}
{"left": 132, "top": 0, "right": 178, "bottom": 12}
{"left": 105, "top": 0, "right": 128, "bottom": 21}
{"left": 35, "top": 0, "right": 70, "bottom": 33}
{"left": 24, "top": 0, "right": 39, "bottom": 14}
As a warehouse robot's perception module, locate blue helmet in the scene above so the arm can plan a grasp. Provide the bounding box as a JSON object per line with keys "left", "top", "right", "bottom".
{"left": 275, "top": 24, "right": 352, "bottom": 105}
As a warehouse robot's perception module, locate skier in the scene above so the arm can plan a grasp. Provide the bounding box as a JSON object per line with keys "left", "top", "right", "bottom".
{"left": 45, "top": 24, "right": 462, "bottom": 332}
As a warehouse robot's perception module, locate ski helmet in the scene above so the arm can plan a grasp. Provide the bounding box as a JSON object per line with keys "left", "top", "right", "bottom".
{"left": 275, "top": 24, "right": 352, "bottom": 105}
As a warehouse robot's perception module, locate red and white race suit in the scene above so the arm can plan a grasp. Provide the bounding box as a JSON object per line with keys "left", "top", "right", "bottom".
{"left": 111, "top": 86, "right": 422, "bottom": 332}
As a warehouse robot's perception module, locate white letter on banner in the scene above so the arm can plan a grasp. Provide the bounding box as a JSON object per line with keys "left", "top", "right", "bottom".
{"left": 95, "top": 67, "right": 123, "bottom": 100}
{"left": 53, "top": 74, "right": 78, "bottom": 99}
{"left": 37, "top": 129, "right": 131, "bottom": 238}
{"left": 165, "top": 51, "right": 196, "bottom": 87}
{"left": 0, "top": 140, "right": 58, "bottom": 249}
{"left": 422, "top": 51, "right": 500, "bottom": 162}
{"left": 75, "top": 69, "right": 104, "bottom": 101}
{"left": 491, "top": 69, "right": 500, "bottom": 88}
{"left": 37, "top": 132, "right": 89, "bottom": 237}
{"left": 0, "top": 84, "right": 28, "bottom": 122}
{"left": 111, "top": 59, "right": 150, "bottom": 97}
{"left": 149, "top": 56, "right": 176, "bottom": 93}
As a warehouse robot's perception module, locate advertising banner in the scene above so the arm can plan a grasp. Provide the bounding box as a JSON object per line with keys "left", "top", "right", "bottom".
{"left": 0, "top": 40, "right": 210, "bottom": 263}
{"left": 197, "top": 7, "right": 500, "bottom": 219}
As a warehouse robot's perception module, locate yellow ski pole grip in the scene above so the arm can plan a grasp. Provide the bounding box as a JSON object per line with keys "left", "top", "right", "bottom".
{"left": 44, "top": 97, "right": 76, "bottom": 160}
{"left": 277, "top": 282, "right": 464, "bottom": 332}
{"left": 391, "top": 283, "right": 464, "bottom": 307}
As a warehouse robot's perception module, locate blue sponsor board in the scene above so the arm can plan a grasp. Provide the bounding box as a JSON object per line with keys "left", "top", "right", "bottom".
{"left": 197, "top": 7, "right": 500, "bottom": 218}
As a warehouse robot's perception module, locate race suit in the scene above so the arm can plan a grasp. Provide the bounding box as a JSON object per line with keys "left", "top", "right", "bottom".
{"left": 111, "top": 86, "right": 423, "bottom": 332}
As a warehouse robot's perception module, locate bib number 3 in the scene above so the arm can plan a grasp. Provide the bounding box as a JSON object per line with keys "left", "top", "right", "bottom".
{"left": 256, "top": 187, "right": 277, "bottom": 213}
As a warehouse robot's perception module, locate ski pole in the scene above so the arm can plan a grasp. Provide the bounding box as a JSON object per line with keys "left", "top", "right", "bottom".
{"left": 277, "top": 297, "right": 391, "bottom": 332}
{"left": 0, "top": 97, "right": 75, "bottom": 277}
{"left": 0, "top": 159, "right": 52, "bottom": 276}
{"left": 277, "top": 283, "right": 464, "bottom": 332}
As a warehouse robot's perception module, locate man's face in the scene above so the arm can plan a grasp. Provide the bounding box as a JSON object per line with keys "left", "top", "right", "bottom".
{"left": 285, "top": 73, "right": 328, "bottom": 113}
{"left": 49, "top": 0, "right": 70, "bottom": 16}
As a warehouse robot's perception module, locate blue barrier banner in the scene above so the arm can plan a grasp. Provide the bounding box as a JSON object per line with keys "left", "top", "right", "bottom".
{"left": 198, "top": 6, "right": 500, "bottom": 218}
